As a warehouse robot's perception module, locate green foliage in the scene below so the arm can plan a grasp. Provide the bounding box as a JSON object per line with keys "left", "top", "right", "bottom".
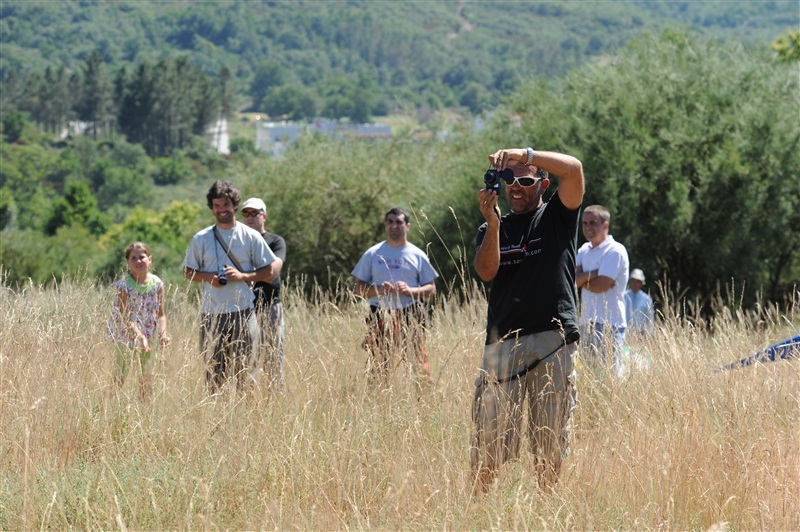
{"left": 1, "top": 225, "right": 102, "bottom": 285}
{"left": 81, "top": 140, "right": 154, "bottom": 213}
{"left": 0, "top": 187, "right": 14, "bottom": 229}
{"left": 94, "top": 165, "right": 152, "bottom": 215}
{"left": 241, "top": 135, "right": 396, "bottom": 290}
{"left": 46, "top": 181, "right": 110, "bottom": 236}
{"left": 118, "top": 57, "right": 218, "bottom": 155}
{"left": 2, "top": 109, "right": 27, "bottom": 142}
{"left": 261, "top": 84, "right": 317, "bottom": 121}
{"left": 0, "top": 140, "right": 61, "bottom": 231}
{"left": 502, "top": 30, "right": 800, "bottom": 308}
{"left": 154, "top": 153, "right": 193, "bottom": 185}
{"left": 3, "top": 0, "right": 793, "bottom": 121}
{"left": 95, "top": 200, "right": 206, "bottom": 285}
{"left": 228, "top": 137, "right": 257, "bottom": 155}
{"left": 74, "top": 50, "right": 113, "bottom": 138}
{"left": 249, "top": 60, "right": 287, "bottom": 111}
{"left": 772, "top": 29, "right": 800, "bottom": 62}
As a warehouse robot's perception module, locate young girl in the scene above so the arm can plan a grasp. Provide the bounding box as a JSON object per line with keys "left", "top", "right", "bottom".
{"left": 106, "top": 242, "right": 170, "bottom": 399}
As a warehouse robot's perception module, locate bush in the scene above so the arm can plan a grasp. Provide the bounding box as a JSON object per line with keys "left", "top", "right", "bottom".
{"left": 2, "top": 109, "right": 27, "bottom": 142}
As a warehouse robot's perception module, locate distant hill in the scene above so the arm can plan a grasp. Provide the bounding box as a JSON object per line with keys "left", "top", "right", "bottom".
{"left": 1, "top": 0, "right": 796, "bottom": 117}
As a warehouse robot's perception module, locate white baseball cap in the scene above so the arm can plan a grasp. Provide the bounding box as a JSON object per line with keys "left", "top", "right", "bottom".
{"left": 241, "top": 197, "right": 266, "bottom": 213}
{"left": 630, "top": 268, "right": 646, "bottom": 283}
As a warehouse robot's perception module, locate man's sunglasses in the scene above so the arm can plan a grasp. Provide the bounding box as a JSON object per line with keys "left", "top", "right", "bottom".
{"left": 502, "top": 175, "right": 540, "bottom": 187}
{"left": 241, "top": 210, "right": 263, "bottom": 218}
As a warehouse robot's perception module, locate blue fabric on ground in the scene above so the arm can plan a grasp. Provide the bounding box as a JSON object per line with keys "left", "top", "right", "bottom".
{"left": 715, "top": 334, "right": 800, "bottom": 371}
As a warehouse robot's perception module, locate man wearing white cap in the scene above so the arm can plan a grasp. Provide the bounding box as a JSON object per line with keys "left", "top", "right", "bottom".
{"left": 241, "top": 197, "right": 287, "bottom": 394}
{"left": 624, "top": 268, "right": 654, "bottom": 335}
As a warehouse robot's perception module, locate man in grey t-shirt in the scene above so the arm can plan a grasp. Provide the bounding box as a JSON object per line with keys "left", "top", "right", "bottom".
{"left": 183, "top": 181, "right": 277, "bottom": 393}
{"left": 352, "top": 207, "right": 438, "bottom": 384}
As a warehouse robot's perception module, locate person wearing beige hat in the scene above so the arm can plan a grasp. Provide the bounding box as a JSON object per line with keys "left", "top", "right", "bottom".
{"left": 624, "top": 268, "right": 654, "bottom": 335}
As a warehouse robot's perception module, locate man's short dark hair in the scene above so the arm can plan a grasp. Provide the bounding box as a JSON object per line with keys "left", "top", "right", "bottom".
{"left": 584, "top": 204, "right": 611, "bottom": 223}
{"left": 384, "top": 207, "right": 410, "bottom": 224}
{"left": 206, "top": 180, "right": 241, "bottom": 210}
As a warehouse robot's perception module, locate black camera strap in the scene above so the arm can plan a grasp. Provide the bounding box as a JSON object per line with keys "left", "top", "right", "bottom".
{"left": 213, "top": 225, "right": 245, "bottom": 273}
{"left": 492, "top": 330, "right": 580, "bottom": 385}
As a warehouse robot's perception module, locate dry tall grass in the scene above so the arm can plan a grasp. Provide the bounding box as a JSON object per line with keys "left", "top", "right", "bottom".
{"left": 1, "top": 277, "right": 798, "bottom": 529}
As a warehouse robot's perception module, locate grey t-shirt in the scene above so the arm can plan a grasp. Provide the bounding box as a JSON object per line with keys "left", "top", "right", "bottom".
{"left": 183, "top": 222, "right": 277, "bottom": 314}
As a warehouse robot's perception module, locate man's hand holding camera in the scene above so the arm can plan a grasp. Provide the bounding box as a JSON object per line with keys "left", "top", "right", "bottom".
{"left": 489, "top": 148, "right": 530, "bottom": 170}
{"left": 478, "top": 188, "right": 501, "bottom": 223}
{"left": 206, "top": 265, "right": 245, "bottom": 287}
{"left": 220, "top": 264, "right": 247, "bottom": 283}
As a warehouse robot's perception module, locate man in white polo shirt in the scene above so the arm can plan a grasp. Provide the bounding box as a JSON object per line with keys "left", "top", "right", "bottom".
{"left": 576, "top": 204, "right": 629, "bottom": 376}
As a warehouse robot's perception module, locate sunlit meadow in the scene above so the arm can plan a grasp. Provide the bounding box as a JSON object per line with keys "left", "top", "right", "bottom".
{"left": 1, "top": 275, "right": 798, "bottom": 530}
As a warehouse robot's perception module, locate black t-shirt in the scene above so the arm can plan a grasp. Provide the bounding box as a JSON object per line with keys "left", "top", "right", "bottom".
{"left": 253, "top": 231, "right": 286, "bottom": 309}
{"left": 476, "top": 193, "right": 580, "bottom": 344}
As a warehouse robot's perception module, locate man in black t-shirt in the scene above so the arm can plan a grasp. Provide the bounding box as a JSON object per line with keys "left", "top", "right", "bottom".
{"left": 471, "top": 147, "right": 584, "bottom": 493}
{"left": 241, "top": 197, "right": 287, "bottom": 394}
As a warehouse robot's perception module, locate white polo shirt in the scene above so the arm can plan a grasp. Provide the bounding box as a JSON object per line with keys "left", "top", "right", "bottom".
{"left": 576, "top": 234, "right": 629, "bottom": 328}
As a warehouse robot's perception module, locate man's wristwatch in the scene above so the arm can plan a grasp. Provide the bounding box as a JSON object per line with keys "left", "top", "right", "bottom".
{"left": 525, "top": 147, "right": 535, "bottom": 166}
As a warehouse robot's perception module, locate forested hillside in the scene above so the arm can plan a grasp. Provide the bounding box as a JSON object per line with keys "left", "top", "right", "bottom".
{"left": 1, "top": 0, "right": 796, "bottom": 117}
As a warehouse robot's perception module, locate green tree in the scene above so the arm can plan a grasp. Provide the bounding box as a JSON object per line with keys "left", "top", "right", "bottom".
{"left": 264, "top": 84, "right": 317, "bottom": 120}
{"left": 35, "top": 66, "right": 73, "bottom": 135}
{"left": 1, "top": 225, "right": 103, "bottom": 286}
{"left": 119, "top": 57, "right": 216, "bottom": 155}
{"left": 229, "top": 137, "right": 257, "bottom": 155}
{"left": 46, "top": 181, "right": 110, "bottom": 236}
{"left": 0, "top": 187, "right": 15, "bottom": 229}
{"left": 460, "top": 82, "right": 490, "bottom": 114}
{"left": 75, "top": 50, "right": 113, "bottom": 139}
{"left": 154, "top": 153, "right": 193, "bottom": 185}
{"left": 118, "top": 62, "right": 155, "bottom": 148}
{"left": 502, "top": 30, "right": 800, "bottom": 308}
{"left": 249, "top": 60, "right": 286, "bottom": 112}
{"left": 320, "top": 76, "right": 376, "bottom": 123}
{"left": 217, "top": 65, "right": 235, "bottom": 125}
{"left": 95, "top": 200, "right": 205, "bottom": 284}
{"left": 772, "top": 29, "right": 800, "bottom": 62}
{"left": 0, "top": 141, "right": 60, "bottom": 231}
{"left": 0, "top": 71, "right": 26, "bottom": 113}
{"left": 2, "top": 109, "right": 27, "bottom": 142}
{"left": 111, "top": 65, "right": 129, "bottom": 133}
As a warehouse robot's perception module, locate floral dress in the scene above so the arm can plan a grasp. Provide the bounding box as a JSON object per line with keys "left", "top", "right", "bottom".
{"left": 106, "top": 274, "right": 164, "bottom": 348}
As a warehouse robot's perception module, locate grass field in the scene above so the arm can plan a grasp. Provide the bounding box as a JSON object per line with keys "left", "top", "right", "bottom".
{"left": 1, "top": 278, "right": 798, "bottom": 529}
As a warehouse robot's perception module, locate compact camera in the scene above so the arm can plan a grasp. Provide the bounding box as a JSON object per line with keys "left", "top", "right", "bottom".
{"left": 218, "top": 265, "right": 228, "bottom": 285}
{"left": 483, "top": 168, "right": 514, "bottom": 191}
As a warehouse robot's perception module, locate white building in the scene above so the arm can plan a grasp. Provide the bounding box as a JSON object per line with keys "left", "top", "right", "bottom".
{"left": 255, "top": 119, "right": 392, "bottom": 156}
{"left": 208, "top": 117, "right": 230, "bottom": 155}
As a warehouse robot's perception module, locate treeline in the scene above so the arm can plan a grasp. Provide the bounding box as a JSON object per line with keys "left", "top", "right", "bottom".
{"left": 1, "top": 32, "right": 798, "bottom": 314}
{"left": 1, "top": 51, "right": 227, "bottom": 156}
{"left": 1, "top": 1, "right": 795, "bottom": 119}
